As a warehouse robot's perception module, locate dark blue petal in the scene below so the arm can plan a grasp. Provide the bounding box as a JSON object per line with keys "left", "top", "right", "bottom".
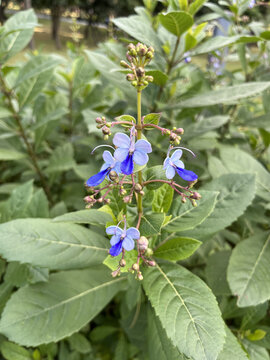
{"left": 109, "top": 240, "right": 123, "bottom": 256}
{"left": 176, "top": 167, "right": 198, "bottom": 182}
{"left": 120, "top": 154, "right": 134, "bottom": 175}
{"left": 86, "top": 168, "right": 110, "bottom": 187}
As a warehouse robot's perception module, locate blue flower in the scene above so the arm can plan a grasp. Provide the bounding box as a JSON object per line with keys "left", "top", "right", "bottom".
{"left": 163, "top": 149, "right": 198, "bottom": 182}
{"left": 106, "top": 225, "right": 140, "bottom": 256}
{"left": 184, "top": 52, "right": 191, "bottom": 63}
{"left": 248, "top": 0, "right": 255, "bottom": 8}
{"left": 86, "top": 151, "right": 121, "bottom": 187}
{"left": 113, "top": 132, "right": 152, "bottom": 175}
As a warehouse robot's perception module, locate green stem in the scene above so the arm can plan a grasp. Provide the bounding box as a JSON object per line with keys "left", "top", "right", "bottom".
{"left": 136, "top": 89, "right": 143, "bottom": 215}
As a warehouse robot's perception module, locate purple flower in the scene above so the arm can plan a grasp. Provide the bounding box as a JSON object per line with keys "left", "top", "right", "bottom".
{"left": 163, "top": 149, "right": 198, "bottom": 182}
{"left": 113, "top": 132, "right": 152, "bottom": 175}
{"left": 248, "top": 0, "right": 255, "bottom": 8}
{"left": 106, "top": 225, "right": 140, "bottom": 256}
{"left": 86, "top": 151, "right": 121, "bottom": 187}
{"left": 184, "top": 52, "right": 191, "bottom": 63}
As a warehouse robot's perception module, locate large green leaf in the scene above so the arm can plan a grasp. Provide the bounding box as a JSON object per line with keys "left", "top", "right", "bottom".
{"left": 53, "top": 209, "right": 112, "bottom": 225}
{"left": 147, "top": 306, "right": 187, "bottom": 360}
{"left": 152, "top": 184, "right": 174, "bottom": 213}
{"left": 159, "top": 11, "right": 193, "bottom": 37}
{"left": 0, "top": 219, "right": 109, "bottom": 270}
{"left": 182, "top": 174, "right": 256, "bottom": 240}
{"left": 16, "top": 56, "right": 61, "bottom": 107}
{"left": 227, "top": 232, "right": 270, "bottom": 307}
{"left": 188, "top": 0, "right": 207, "bottom": 15}
{"left": 1, "top": 341, "right": 32, "bottom": 360}
{"left": 184, "top": 115, "right": 230, "bottom": 140}
{"left": 143, "top": 262, "right": 225, "bottom": 360}
{"left": 172, "top": 83, "right": 270, "bottom": 108}
{"left": 0, "top": 267, "right": 126, "bottom": 346}
{"left": 217, "top": 327, "right": 248, "bottom": 360}
{"left": 140, "top": 213, "right": 165, "bottom": 236}
{"left": 0, "top": 10, "right": 37, "bottom": 64}
{"left": 0, "top": 148, "right": 26, "bottom": 161}
{"left": 164, "top": 190, "right": 218, "bottom": 232}
{"left": 219, "top": 147, "right": 270, "bottom": 200}
{"left": 46, "top": 143, "right": 76, "bottom": 173}
{"left": 205, "top": 251, "right": 231, "bottom": 296}
{"left": 154, "top": 237, "right": 201, "bottom": 261}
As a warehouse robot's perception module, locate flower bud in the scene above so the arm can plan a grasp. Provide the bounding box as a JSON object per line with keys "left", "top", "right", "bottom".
{"left": 95, "top": 117, "right": 103, "bottom": 124}
{"left": 145, "top": 248, "right": 153, "bottom": 257}
{"left": 126, "top": 52, "right": 133, "bottom": 63}
{"left": 104, "top": 135, "right": 109, "bottom": 140}
{"left": 132, "top": 263, "right": 139, "bottom": 271}
{"left": 139, "top": 45, "right": 148, "bottom": 56}
{"left": 123, "top": 195, "right": 131, "bottom": 203}
{"left": 109, "top": 170, "right": 118, "bottom": 181}
{"left": 181, "top": 197, "right": 187, "bottom": 203}
{"left": 120, "top": 60, "right": 129, "bottom": 68}
{"left": 134, "top": 183, "right": 142, "bottom": 193}
{"left": 145, "top": 75, "right": 153, "bottom": 82}
{"left": 191, "top": 192, "right": 201, "bottom": 200}
{"left": 120, "top": 188, "right": 127, "bottom": 195}
{"left": 126, "top": 73, "right": 135, "bottom": 81}
{"left": 191, "top": 199, "right": 197, "bottom": 207}
{"left": 96, "top": 124, "right": 103, "bottom": 129}
{"left": 85, "top": 204, "right": 93, "bottom": 209}
{"left": 139, "top": 190, "right": 145, "bottom": 196}
{"left": 104, "top": 198, "right": 111, "bottom": 204}
{"left": 174, "top": 138, "right": 181, "bottom": 145}
{"left": 102, "top": 126, "right": 111, "bottom": 135}
{"left": 175, "top": 127, "right": 184, "bottom": 135}
{"left": 138, "top": 236, "right": 148, "bottom": 251}
{"left": 129, "top": 48, "right": 137, "bottom": 57}
{"left": 97, "top": 198, "right": 103, "bottom": 203}
{"left": 137, "top": 271, "right": 143, "bottom": 281}
{"left": 127, "top": 43, "right": 135, "bottom": 51}
{"left": 169, "top": 132, "right": 177, "bottom": 141}
{"left": 136, "top": 67, "right": 145, "bottom": 78}
{"left": 106, "top": 122, "right": 112, "bottom": 128}
{"left": 147, "top": 260, "right": 156, "bottom": 267}
{"left": 146, "top": 51, "right": 153, "bottom": 60}
{"left": 84, "top": 196, "right": 94, "bottom": 203}
{"left": 148, "top": 46, "right": 154, "bottom": 53}
{"left": 111, "top": 269, "right": 120, "bottom": 277}
{"left": 119, "top": 259, "right": 126, "bottom": 267}
{"left": 131, "top": 81, "right": 138, "bottom": 87}
{"left": 143, "top": 81, "right": 148, "bottom": 86}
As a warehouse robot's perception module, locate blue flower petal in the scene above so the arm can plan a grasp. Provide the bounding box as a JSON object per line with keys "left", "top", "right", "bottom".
{"left": 121, "top": 154, "right": 134, "bottom": 175}
{"left": 114, "top": 148, "right": 129, "bottom": 162}
{"left": 166, "top": 165, "right": 175, "bottom": 179}
{"left": 109, "top": 241, "right": 123, "bottom": 256}
{"left": 106, "top": 226, "right": 123, "bottom": 236}
{"left": 110, "top": 234, "right": 121, "bottom": 246}
{"left": 126, "top": 227, "right": 140, "bottom": 240}
{"left": 122, "top": 235, "right": 135, "bottom": 251}
{"left": 163, "top": 157, "right": 170, "bottom": 169}
{"left": 103, "top": 150, "right": 114, "bottom": 165}
{"left": 113, "top": 162, "right": 121, "bottom": 174}
{"left": 133, "top": 150, "right": 148, "bottom": 166}
{"left": 171, "top": 150, "right": 183, "bottom": 162}
{"left": 173, "top": 159, "right": 185, "bottom": 168}
{"left": 135, "top": 139, "right": 152, "bottom": 153}
{"left": 176, "top": 167, "right": 198, "bottom": 182}
{"left": 86, "top": 168, "right": 110, "bottom": 187}
{"left": 113, "top": 133, "right": 131, "bottom": 148}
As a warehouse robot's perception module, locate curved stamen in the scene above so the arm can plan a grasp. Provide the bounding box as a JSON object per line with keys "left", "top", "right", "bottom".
{"left": 167, "top": 146, "right": 196, "bottom": 158}
{"left": 91, "top": 144, "right": 115, "bottom": 155}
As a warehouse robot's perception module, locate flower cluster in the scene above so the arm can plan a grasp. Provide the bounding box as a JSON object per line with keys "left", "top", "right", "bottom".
{"left": 84, "top": 43, "right": 201, "bottom": 278}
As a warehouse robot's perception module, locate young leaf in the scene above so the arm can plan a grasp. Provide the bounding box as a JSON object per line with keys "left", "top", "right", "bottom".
{"left": 154, "top": 237, "right": 201, "bottom": 261}
{"left": 1, "top": 341, "right": 32, "bottom": 360}
{"left": 227, "top": 232, "right": 270, "bottom": 307}
{"left": 0, "top": 267, "right": 126, "bottom": 346}
{"left": 53, "top": 209, "right": 112, "bottom": 225}
{"left": 0, "top": 219, "right": 109, "bottom": 270}
{"left": 159, "top": 11, "right": 193, "bottom": 37}
{"left": 143, "top": 113, "right": 161, "bottom": 130}
{"left": 103, "top": 250, "right": 138, "bottom": 273}
{"left": 143, "top": 262, "right": 225, "bottom": 360}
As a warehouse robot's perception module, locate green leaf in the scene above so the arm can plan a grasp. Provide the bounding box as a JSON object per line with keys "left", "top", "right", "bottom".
{"left": 147, "top": 306, "right": 187, "bottom": 360}
{"left": 241, "top": 303, "right": 268, "bottom": 330}
{"left": 188, "top": 0, "right": 207, "bottom": 15}
{"left": 227, "top": 232, "right": 270, "bottom": 307}
{"left": 0, "top": 267, "right": 126, "bottom": 346}
{"left": 46, "top": 143, "right": 76, "bottom": 173}
{"left": 115, "top": 114, "right": 136, "bottom": 128}
{"left": 1, "top": 341, "right": 32, "bottom": 360}
{"left": 253, "top": 326, "right": 270, "bottom": 350}
{"left": 53, "top": 209, "right": 112, "bottom": 225}
{"left": 164, "top": 190, "right": 218, "bottom": 232}
{"left": 183, "top": 174, "right": 256, "bottom": 240}
{"left": 26, "top": 189, "right": 49, "bottom": 218}
{"left": 16, "top": 56, "right": 61, "bottom": 107}
{"left": 159, "top": 11, "right": 193, "bottom": 37}
{"left": 184, "top": 115, "right": 230, "bottom": 140}
{"left": 5, "top": 262, "right": 49, "bottom": 287}
{"left": 217, "top": 327, "right": 248, "bottom": 360}
{"left": 140, "top": 213, "right": 165, "bottom": 236}
{"left": 152, "top": 184, "right": 174, "bottom": 213}
{"left": 219, "top": 147, "right": 270, "bottom": 200}
{"left": 0, "top": 10, "right": 37, "bottom": 64}
{"left": 144, "top": 166, "right": 168, "bottom": 190}
{"left": 67, "top": 333, "right": 92, "bottom": 354}
{"left": 143, "top": 262, "right": 225, "bottom": 360}
{"left": 154, "top": 237, "right": 201, "bottom": 261}
{"left": 0, "top": 219, "right": 109, "bottom": 270}
{"left": 103, "top": 250, "right": 138, "bottom": 273}
{"left": 146, "top": 70, "right": 168, "bottom": 87}
{"left": 174, "top": 83, "right": 270, "bottom": 108}
{"left": 242, "top": 339, "right": 270, "bottom": 360}
{"left": 0, "top": 148, "right": 26, "bottom": 161}
{"left": 143, "top": 113, "right": 161, "bottom": 130}
{"left": 246, "top": 330, "right": 267, "bottom": 342}
{"left": 260, "top": 31, "right": 270, "bottom": 40}
{"left": 205, "top": 251, "right": 231, "bottom": 296}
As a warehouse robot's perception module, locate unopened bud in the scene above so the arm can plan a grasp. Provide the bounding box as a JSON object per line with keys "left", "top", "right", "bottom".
{"left": 120, "top": 60, "right": 129, "bottom": 68}
{"left": 126, "top": 73, "right": 135, "bottom": 81}
{"left": 85, "top": 204, "right": 93, "bottom": 209}
{"left": 138, "top": 45, "right": 147, "bottom": 56}
{"left": 137, "top": 271, "right": 143, "bottom": 281}
{"left": 191, "top": 199, "right": 197, "bottom": 207}
{"left": 131, "top": 81, "right": 138, "bottom": 87}
{"left": 175, "top": 127, "right": 184, "bottom": 134}
{"left": 109, "top": 170, "right": 118, "bottom": 181}
{"left": 191, "top": 192, "right": 201, "bottom": 200}
{"left": 97, "top": 198, "right": 103, "bottom": 203}
{"left": 139, "top": 190, "right": 145, "bottom": 196}
{"left": 132, "top": 263, "right": 139, "bottom": 271}
{"left": 120, "top": 188, "right": 127, "bottom": 195}
{"left": 102, "top": 126, "right": 111, "bottom": 135}
{"left": 95, "top": 117, "right": 103, "bottom": 124}
{"left": 136, "top": 67, "right": 145, "bottom": 78}
{"left": 146, "top": 51, "right": 153, "bottom": 60}
{"left": 104, "top": 135, "right": 109, "bottom": 140}
{"left": 143, "top": 80, "right": 148, "bottom": 86}
{"left": 138, "top": 236, "right": 148, "bottom": 251}
{"left": 126, "top": 53, "right": 133, "bottom": 62}
{"left": 96, "top": 124, "right": 103, "bottom": 129}
{"left": 148, "top": 46, "right": 154, "bottom": 53}
{"left": 188, "top": 179, "right": 197, "bottom": 188}
{"left": 84, "top": 196, "right": 94, "bottom": 203}
{"left": 145, "top": 248, "right": 153, "bottom": 257}
{"left": 111, "top": 269, "right": 120, "bottom": 277}
{"left": 127, "top": 43, "right": 136, "bottom": 51}
{"left": 147, "top": 260, "right": 156, "bottom": 267}
{"left": 174, "top": 138, "right": 181, "bottom": 145}
{"left": 119, "top": 259, "right": 126, "bottom": 267}
{"left": 106, "top": 122, "right": 112, "bottom": 127}
{"left": 181, "top": 197, "right": 187, "bottom": 203}
{"left": 134, "top": 183, "right": 142, "bottom": 193}
{"left": 145, "top": 75, "right": 154, "bottom": 82}
{"left": 129, "top": 48, "right": 137, "bottom": 57}
{"left": 123, "top": 195, "right": 131, "bottom": 203}
{"left": 170, "top": 132, "right": 177, "bottom": 141}
{"left": 104, "top": 198, "right": 111, "bottom": 204}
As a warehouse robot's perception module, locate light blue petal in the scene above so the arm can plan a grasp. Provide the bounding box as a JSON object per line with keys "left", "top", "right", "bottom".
{"left": 106, "top": 226, "right": 123, "bottom": 236}
{"left": 135, "top": 139, "right": 152, "bottom": 153}
{"left": 113, "top": 162, "right": 121, "bottom": 174}
{"left": 122, "top": 236, "right": 135, "bottom": 251}
{"left": 100, "top": 163, "right": 110, "bottom": 171}
{"left": 103, "top": 150, "right": 114, "bottom": 165}
{"left": 110, "top": 234, "right": 121, "bottom": 246}
{"left": 113, "top": 133, "right": 130, "bottom": 148}
{"left": 171, "top": 150, "right": 183, "bottom": 162}
{"left": 114, "top": 148, "right": 129, "bottom": 162}
{"left": 133, "top": 150, "right": 148, "bottom": 166}
{"left": 126, "top": 227, "right": 140, "bottom": 240}
{"left": 173, "top": 160, "right": 185, "bottom": 168}
{"left": 163, "top": 157, "right": 170, "bottom": 169}
{"left": 166, "top": 165, "right": 175, "bottom": 179}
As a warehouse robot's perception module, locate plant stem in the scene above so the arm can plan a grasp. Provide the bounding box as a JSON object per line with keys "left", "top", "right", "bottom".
{"left": 0, "top": 71, "right": 53, "bottom": 205}
{"left": 136, "top": 89, "right": 143, "bottom": 215}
